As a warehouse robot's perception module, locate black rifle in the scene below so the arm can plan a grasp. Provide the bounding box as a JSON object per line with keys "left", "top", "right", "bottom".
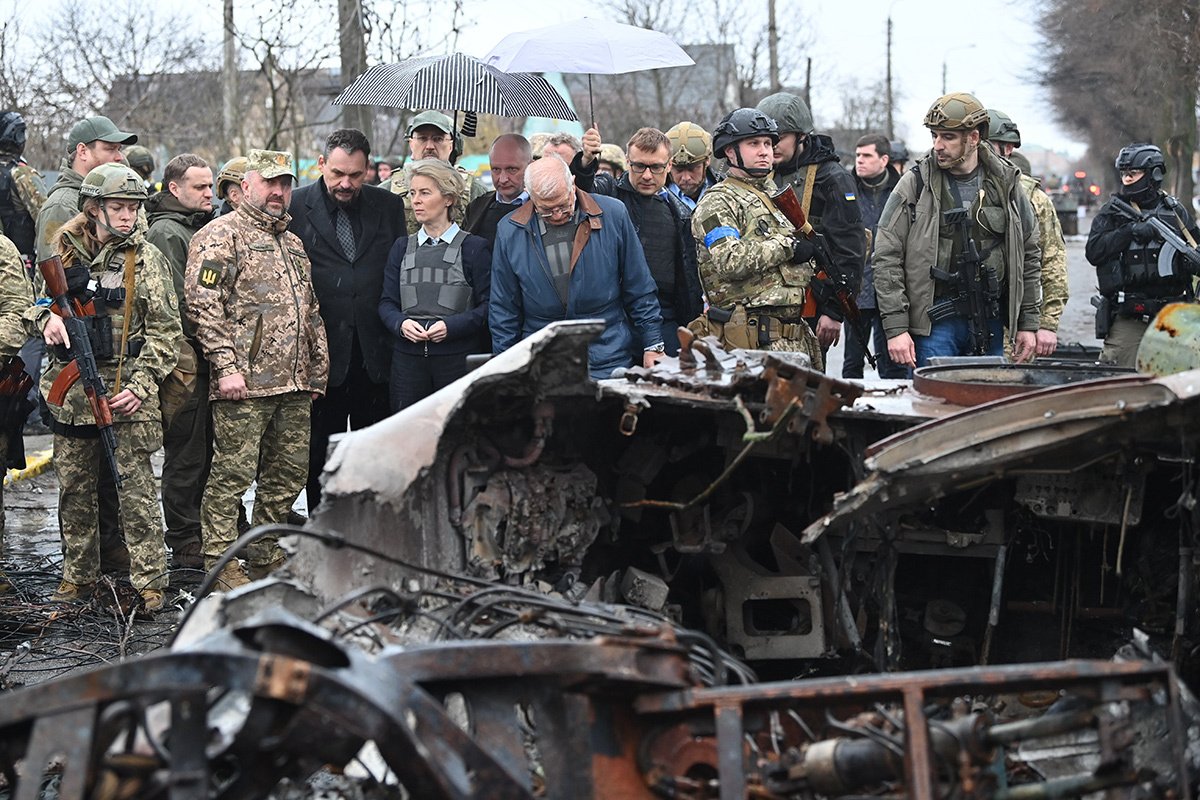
{"left": 929, "top": 207, "right": 1000, "bottom": 356}
{"left": 1109, "top": 195, "right": 1200, "bottom": 278}
{"left": 40, "top": 256, "right": 122, "bottom": 488}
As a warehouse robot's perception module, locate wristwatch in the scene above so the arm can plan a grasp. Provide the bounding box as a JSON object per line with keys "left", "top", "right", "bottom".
{"left": 646, "top": 343, "right": 666, "bottom": 353}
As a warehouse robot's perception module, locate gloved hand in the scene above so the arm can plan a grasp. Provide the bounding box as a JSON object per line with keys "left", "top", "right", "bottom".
{"left": 1131, "top": 221, "right": 1156, "bottom": 243}
{"left": 791, "top": 236, "right": 818, "bottom": 263}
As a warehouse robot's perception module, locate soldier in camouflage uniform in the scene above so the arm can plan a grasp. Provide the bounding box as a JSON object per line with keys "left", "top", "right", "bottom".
{"left": 988, "top": 110, "right": 1068, "bottom": 356}
{"left": 0, "top": 112, "right": 47, "bottom": 258}
{"left": 384, "top": 112, "right": 487, "bottom": 235}
{"left": 690, "top": 108, "right": 824, "bottom": 369}
{"left": 185, "top": 149, "right": 329, "bottom": 589}
{"left": 0, "top": 235, "right": 36, "bottom": 594}
{"left": 25, "top": 163, "right": 181, "bottom": 610}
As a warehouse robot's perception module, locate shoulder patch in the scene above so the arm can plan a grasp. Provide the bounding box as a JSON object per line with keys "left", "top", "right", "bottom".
{"left": 197, "top": 259, "right": 223, "bottom": 289}
{"left": 844, "top": 192, "right": 857, "bottom": 201}
{"left": 701, "top": 216, "right": 721, "bottom": 234}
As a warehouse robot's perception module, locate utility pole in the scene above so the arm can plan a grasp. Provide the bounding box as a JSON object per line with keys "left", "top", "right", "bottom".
{"left": 338, "top": 0, "right": 372, "bottom": 141}
{"left": 768, "top": 0, "right": 780, "bottom": 93}
{"left": 223, "top": 0, "right": 237, "bottom": 150}
{"left": 885, "top": 16, "right": 894, "bottom": 139}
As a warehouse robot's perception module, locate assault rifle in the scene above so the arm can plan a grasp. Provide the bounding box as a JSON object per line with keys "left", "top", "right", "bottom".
{"left": 929, "top": 207, "right": 1001, "bottom": 356}
{"left": 771, "top": 185, "right": 876, "bottom": 367}
{"left": 39, "top": 256, "right": 122, "bottom": 487}
{"left": 1109, "top": 195, "right": 1200, "bottom": 278}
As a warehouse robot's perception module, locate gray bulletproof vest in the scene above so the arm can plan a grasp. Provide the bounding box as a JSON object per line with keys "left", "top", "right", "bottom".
{"left": 399, "top": 229, "right": 473, "bottom": 317}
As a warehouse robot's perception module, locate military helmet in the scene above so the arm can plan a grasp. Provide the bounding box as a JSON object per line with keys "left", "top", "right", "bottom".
{"left": 0, "top": 111, "right": 26, "bottom": 153}
{"left": 1008, "top": 150, "right": 1033, "bottom": 177}
{"left": 924, "top": 92, "right": 989, "bottom": 134}
{"left": 712, "top": 108, "right": 779, "bottom": 155}
{"left": 890, "top": 140, "right": 910, "bottom": 163}
{"left": 123, "top": 145, "right": 155, "bottom": 176}
{"left": 987, "top": 109, "right": 1021, "bottom": 147}
{"left": 216, "top": 156, "right": 249, "bottom": 199}
{"left": 1115, "top": 143, "right": 1165, "bottom": 182}
{"left": 598, "top": 143, "right": 627, "bottom": 172}
{"left": 666, "top": 122, "right": 712, "bottom": 165}
{"left": 756, "top": 92, "right": 814, "bottom": 136}
{"left": 78, "top": 163, "right": 147, "bottom": 210}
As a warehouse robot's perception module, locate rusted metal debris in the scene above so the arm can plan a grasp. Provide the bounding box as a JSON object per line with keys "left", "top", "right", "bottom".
{"left": 4, "top": 320, "right": 1200, "bottom": 797}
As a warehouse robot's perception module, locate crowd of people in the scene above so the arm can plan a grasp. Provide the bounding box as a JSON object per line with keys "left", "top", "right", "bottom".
{"left": 0, "top": 86, "right": 1190, "bottom": 608}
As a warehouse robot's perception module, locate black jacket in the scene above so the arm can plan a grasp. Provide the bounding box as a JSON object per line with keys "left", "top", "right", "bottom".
{"left": 776, "top": 134, "right": 866, "bottom": 320}
{"left": 463, "top": 192, "right": 522, "bottom": 245}
{"left": 852, "top": 165, "right": 901, "bottom": 309}
{"left": 288, "top": 181, "right": 408, "bottom": 387}
{"left": 573, "top": 163, "right": 704, "bottom": 326}
{"left": 1086, "top": 190, "right": 1200, "bottom": 300}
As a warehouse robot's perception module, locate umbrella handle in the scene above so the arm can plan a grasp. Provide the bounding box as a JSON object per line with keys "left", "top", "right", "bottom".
{"left": 588, "top": 74, "right": 595, "bottom": 129}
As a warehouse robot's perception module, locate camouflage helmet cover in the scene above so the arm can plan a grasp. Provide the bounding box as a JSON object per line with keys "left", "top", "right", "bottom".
{"left": 712, "top": 108, "right": 779, "bottom": 155}
{"left": 924, "top": 92, "right": 989, "bottom": 134}
{"left": 666, "top": 121, "right": 712, "bottom": 165}
{"left": 78, "top": 163, "right": 147, "bottom": 210}
{"left": 986, "top": 109, "right": 1021, "bottom": 147}
{"left": 598, "top": 143, "right": 627, "bottom": 171}
{"left": 217, "top": 156, "right": 249, "bottom": 198}
{"left": 124, "top": 145, "right": 155, "bottom": 174}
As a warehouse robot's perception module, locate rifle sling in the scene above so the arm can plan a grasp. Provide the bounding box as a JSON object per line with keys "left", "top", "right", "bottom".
{"left": 800, "top": 164, "right": 818, "bottom": 217}
{"left": 114, "top": 247, "right": 135, "bottom": 393}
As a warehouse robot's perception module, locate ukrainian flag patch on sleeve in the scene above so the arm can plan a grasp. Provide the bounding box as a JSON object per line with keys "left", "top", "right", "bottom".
{"left": 845, "top": 192, "right": 857, "bottom": 201}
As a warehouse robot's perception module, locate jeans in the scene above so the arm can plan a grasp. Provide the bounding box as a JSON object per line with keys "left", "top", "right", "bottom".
{"left": 913, "top": 317, "right": 1004, "bottom": 369}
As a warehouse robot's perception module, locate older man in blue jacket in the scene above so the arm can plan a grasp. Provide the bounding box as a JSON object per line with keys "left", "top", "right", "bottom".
{"left": 490, "top": 155, "right": 664, "bottom": 378}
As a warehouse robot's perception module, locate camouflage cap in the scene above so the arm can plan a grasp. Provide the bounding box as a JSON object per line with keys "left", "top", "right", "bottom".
{"left": 666, "top": 121, "right": 712, "bottom": 165}
{"left": 406, "top": 111, "right": 455, "bottom": 137}
{"left": 246, "top": 148, "right": 297, "bottom": 181}
{"left": 68, "top": 116, "right": 137, "bottom": 151}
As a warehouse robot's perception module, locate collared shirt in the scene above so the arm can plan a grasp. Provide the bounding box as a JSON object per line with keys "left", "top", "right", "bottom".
{"left": 495, "top": 190, "right": 528, "bottom": 206}
{"left": 417, "top": 222, "right": 462, "bottom": 246}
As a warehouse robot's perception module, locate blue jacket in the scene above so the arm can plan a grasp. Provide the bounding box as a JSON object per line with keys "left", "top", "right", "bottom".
{"left": 490, "top": 188, "right": 663, "bottom": 379}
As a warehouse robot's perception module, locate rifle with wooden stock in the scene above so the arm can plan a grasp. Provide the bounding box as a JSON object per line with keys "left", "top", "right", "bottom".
{"left": 771, "top": 185, "right": 876, "bottom": 368}
{"left": 39, "top": 255, "right": 122, "bottom": 487}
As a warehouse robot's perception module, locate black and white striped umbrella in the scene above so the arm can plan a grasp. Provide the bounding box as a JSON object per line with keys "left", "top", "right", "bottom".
{"left": 334, "top": 53, "right": 577, "bottom": 121}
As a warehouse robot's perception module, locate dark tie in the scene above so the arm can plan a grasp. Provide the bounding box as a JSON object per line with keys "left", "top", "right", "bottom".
{"left": 336, "top": 207, "right": 356, "bottom": 261}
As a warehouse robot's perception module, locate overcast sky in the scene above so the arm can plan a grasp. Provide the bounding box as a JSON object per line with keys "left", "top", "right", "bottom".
{"left": 455, "top": 0, "right": 1084, "bottom": 158}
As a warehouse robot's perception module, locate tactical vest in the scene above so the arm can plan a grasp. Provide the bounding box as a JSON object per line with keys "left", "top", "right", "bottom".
{"left": 0, "top": 161, "right": 35, "bottom": 256}
{"left": 399, "top": 230, "right": 473, "bottom": 318}
{"left": 1115, "top": 200, "right": 1193, "bottom": 298}
{"left": 632, "top": 194, "right": 679, "bottom": 294}
{"left": 936, "top": 172, "right": 1007, "bottom": 285}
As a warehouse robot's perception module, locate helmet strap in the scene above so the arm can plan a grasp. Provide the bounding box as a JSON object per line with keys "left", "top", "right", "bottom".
{"left": 732, "top": 141, "right": 772, "bottom": 178}
{"left": 95, "top": 204, "right": 132, "bottom": 241}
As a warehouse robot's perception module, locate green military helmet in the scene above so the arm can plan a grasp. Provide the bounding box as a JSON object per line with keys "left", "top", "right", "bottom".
{"left": 756, "top": 92, "right": 814, "bottom": 136}
{"left": 598, "top": 143, "right": 627, "bottom": 172}
{"left": 217, "top": 156, "right": 249, "bottom": 199}
{"left": 666, "top": 121, "right": 712, "bottom": 165}
{"left": 124, "top": 145, "right": 155, "bottom": 178}
{"left": 77, "top": 162, "right": 147, "bottom": 211}
{"left": 1008, "top": 150, "right": 1033, "bottom": 177}
{"left": 987, "top": 109, "right": 1021, "bottom": 147}
{"left": 924, "top": 92, "right": 989, "bottom": 135}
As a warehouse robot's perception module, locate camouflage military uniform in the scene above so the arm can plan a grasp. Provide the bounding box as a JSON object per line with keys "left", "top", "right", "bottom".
{"left": 691, "top": 174, "right": 823, "bottom": 369}
{"left": 388, "top": 165, "right": 487, "bottom": 235}
{"left": 0, "top": 235, "right": 34, "bottom": 555}
{"left": 6, "top": 160, "right": 46, "bottom": 228}
{"left": 23, "top": 215, "right": 182, "bottom": 591}
{"left": 185, "top": 179, "right": 329, "bottom": 570}
{"left": 1022, "top": 174, "right": 1068, "bottom": 332}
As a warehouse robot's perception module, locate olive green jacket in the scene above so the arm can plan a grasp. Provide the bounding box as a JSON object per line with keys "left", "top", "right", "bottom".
{"left": 873, "top": 145, "right": 1041, "bottom": 339}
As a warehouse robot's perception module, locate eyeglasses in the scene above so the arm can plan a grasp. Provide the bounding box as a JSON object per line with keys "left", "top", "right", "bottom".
{"left": 1119, "top": 169, "right": 1144, "bottom": 178}
{"left": 629, "top": 161, "right": 669, "bottom": 175}
{"left": 535, "top": 202, "right": 574, "bottom": 219}
{"left": 412, "top": 133, "right": 450, "bottom": 145}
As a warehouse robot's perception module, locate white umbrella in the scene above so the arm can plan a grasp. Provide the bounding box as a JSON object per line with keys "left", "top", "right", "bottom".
{"left": 485, "top": 19, "right": 695, "bottom": 124}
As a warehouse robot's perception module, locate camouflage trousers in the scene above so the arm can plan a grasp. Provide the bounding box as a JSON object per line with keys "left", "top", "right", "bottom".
{"left": 765, "top": 327, "right": 825, "bottom": 372}
{"left": 54, "top": 422, "right": 167, "bottom": 590}
{"left": 202, "top": 393, "right": 311, "bottom": 567}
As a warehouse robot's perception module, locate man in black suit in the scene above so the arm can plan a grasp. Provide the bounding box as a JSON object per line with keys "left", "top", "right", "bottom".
{"left": 288, "top": 128, "right": 407, "bottom": 509}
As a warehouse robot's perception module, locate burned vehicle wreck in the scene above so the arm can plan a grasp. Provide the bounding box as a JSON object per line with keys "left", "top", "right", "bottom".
{"left": 0, "top": 320, "right": 1198, "bottom": 798}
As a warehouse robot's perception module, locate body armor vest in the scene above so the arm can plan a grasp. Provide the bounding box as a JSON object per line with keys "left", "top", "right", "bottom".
{"left": 0, "top": 161, "right": 35, "bottom": 256}
{"left": 1117, "top": 200, "right": 1193, "bottom": 298}
{"left": 399, "top": 229, "right": 473, "bottom": 318}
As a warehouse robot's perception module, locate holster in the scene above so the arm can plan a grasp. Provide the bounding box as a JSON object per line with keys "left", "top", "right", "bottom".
{"left": 1091, "top": 295, "right": 1113, "bottom": 339}
{"left": 687, "top": 304, "right": 756, "bottom": 350}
